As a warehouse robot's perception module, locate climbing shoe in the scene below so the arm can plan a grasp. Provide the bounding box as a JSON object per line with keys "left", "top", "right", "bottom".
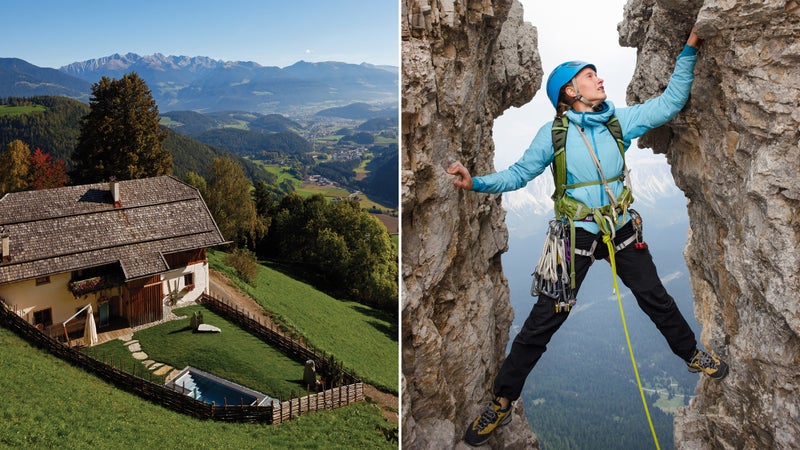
{"left": 463, "top": 399, "right": 512, "bottom": 447}
{"left": 686, "top": 349, "right": 729, "bottom": 380}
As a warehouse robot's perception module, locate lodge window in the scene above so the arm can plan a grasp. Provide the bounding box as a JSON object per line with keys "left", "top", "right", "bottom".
{"left": 33, "top": 308, "right": 52, "bottom": 328}
{"left": 184, "top": 273, "right": 194, "bottom": 288}
{"left": 35, "top": 276, "right": 51, "bottom": 286}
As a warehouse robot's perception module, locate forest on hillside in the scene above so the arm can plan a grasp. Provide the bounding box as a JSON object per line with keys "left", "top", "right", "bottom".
{"left": 0, "top": 96, "right": 272, "bottom": 182}
{"left": 0, "top": 96, "right": 398, "bottom": 209}
{"left": 0, "top": 93, "right": 398, "bottom": 312}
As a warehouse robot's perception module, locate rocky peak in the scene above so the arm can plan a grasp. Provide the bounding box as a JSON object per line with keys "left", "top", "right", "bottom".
{"left": 622, "top": 0, "right": 800, "bottom": 448}
{"left": 402, "top": 0, "right": 541, "bottom": 448}
{"left": 59, "top": 53, "right": 253, "bottom": 78}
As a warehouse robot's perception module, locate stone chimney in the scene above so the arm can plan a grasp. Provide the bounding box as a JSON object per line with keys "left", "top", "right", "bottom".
{"left": 109, "top": 180, "right": 121, "bottom": 207}
{"left": 1, "top": 235, "right": 9, "bottom": 263}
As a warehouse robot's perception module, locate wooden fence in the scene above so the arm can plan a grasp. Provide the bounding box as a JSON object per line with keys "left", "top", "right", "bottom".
{"left": 272, "top": 383, "right": 364, "bottom": 423}
{"left": 0, "top": 295, "right": 362, "bottom": 424}
{"left": 198, "top": 292, "right": 361, "bottom": 385}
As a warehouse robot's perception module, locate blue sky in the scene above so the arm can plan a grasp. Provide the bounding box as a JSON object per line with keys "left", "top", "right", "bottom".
{"left": 1, "top": 0, "right": 399, "bottom": 69}
{"left": 494, "top": 0, "right": 637, "bottom": 168}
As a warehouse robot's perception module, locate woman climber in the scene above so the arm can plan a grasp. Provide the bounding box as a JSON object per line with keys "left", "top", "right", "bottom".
{"left": 447, "top": 27, "right": 728, "bottom": 447}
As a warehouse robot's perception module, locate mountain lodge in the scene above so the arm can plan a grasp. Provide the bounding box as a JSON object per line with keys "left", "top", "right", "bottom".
{"left": 0, "top": 176, "right": 227, "bottom": 340}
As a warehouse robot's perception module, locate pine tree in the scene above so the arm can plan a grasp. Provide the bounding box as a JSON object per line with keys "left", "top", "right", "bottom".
{"left": 205, "top": 157, "right": 264, "bottom": 248}
{"left": 0, "top": 139, "right": 31, "bottom": 194}
{"left": 71, "top": 72, "right": 170, "bottom": 183}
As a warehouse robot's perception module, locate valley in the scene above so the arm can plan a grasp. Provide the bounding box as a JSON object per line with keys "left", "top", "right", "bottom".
{"left": 503, "top": 192, "right": 699, "bottom": 450}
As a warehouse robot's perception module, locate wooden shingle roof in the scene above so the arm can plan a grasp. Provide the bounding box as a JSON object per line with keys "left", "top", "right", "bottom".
{"left": 0, "top": 176, "right": 227, "bottom": 284}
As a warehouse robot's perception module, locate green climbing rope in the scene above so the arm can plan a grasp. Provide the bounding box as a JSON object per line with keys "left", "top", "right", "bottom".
{"left": 602, "top": 233, "right": 661, "bottom": 450}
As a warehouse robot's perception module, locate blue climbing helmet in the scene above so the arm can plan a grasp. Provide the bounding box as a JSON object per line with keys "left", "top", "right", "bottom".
{"left": 545, "top": 60, "right": 596, "bottom": 109}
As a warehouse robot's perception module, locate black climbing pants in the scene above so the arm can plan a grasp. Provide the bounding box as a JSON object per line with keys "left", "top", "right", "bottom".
{"left": 493, "top": 221, "right": 698, "bottom": 402}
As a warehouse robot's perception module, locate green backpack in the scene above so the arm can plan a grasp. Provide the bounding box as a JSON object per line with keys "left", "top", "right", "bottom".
{"left": 548, "top": 114, "right": 636, "bottom": 289}
{"left": 550, "top": 114, "right": 629, "bottom": 221}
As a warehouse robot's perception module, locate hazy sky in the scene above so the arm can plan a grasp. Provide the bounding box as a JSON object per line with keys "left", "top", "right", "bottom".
{"left": 494, "top": 0, "right": 642, "bottom": 168}
{"left": 1, "top": 0, "right": 399, "bottom": 69}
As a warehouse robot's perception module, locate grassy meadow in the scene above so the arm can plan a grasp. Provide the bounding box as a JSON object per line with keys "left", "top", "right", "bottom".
{"left": 0, "top": 327, "right": 395, "bottom": 449}
{"left": 208, "top": 250, "right": 398, "bottom": 394}
{"left": 0, "top": 104, "right": 47, "bottom": 117}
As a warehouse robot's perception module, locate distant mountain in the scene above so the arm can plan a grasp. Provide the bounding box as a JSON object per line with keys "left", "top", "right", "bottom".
{"left": 159, "top": 110, "right": 220, "bottom": 135}
{"left": 58, "top": 53, "right": 398, "bottom": 114}
{"left": 248, "top": 114, "right": 304, "bottom": 133}
{"left": 357, "top": 117, "right": 397, "bottom": 132}
{"left": 0, "top": 55, "right": 397, "bottom": 115}
{"left": 0, "top": 58, "right": 90, "bottom": 100}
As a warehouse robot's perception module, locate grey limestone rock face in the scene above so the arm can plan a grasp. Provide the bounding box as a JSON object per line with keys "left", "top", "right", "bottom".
{"left": 402, "top": 0, "right": 541, "bottom": 448}
{"left": 621, "top": 0, "right": 800, "bottom": 448}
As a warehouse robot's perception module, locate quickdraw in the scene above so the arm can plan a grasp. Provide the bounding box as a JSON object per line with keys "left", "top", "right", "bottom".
{"left": 530, "top": 219, "right": 576, "bottom": 312}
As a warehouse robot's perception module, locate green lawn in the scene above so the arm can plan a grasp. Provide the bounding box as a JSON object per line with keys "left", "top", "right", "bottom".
{"left": 93, "top": 305, "right": 308, "bottom": 399}
{"left": 209, "top": 251, "right": 398, "bottom": 394}
{"left": 0, "top": 104, "right": 47, "bottom": 117}
{"left": 0, "top": 327, "right": 395, "bottom": 449}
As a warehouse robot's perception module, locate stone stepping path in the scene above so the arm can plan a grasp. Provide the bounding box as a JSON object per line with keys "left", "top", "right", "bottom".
{"left": 153, "top": 365, "right": 174, "bottom": 376}
{"left": 126, "top": 342, "right": 141, "bottom": 352}
{"left": 117, "top": 335, "right": 179, "bottom": 380}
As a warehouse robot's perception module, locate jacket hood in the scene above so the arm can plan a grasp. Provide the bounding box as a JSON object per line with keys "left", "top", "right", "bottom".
{"left": 564, "top": 100, "right": 616, "bottom": 128}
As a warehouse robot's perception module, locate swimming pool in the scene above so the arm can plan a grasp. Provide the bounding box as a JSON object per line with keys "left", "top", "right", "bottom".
{"left": 166, "top": 366, "right": 278, "bottom": 407}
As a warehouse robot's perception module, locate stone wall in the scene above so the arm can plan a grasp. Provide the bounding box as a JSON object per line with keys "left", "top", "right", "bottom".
{"left": 621, "top": 0, "right": 800, "bottom": 448}
{"left": 401, "top": 0, "right": 541, "bottom": 448}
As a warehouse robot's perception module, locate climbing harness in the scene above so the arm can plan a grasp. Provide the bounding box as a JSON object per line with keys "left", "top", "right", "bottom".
{"left": 532, "top": 115, "right": 633, "bottom": 301}
{"left": 550, "top": 115, "right": 634, "bottom": 291}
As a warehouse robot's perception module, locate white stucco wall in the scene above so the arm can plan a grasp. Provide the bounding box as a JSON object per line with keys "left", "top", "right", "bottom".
{"left": 161, "top": 260, "right": 209, "bottom": 306}
{"left": 0, "top": 259, "right": 210, "bottom": 328}
{"left": 0, "top": 273, "right": 115, "bottom": 326}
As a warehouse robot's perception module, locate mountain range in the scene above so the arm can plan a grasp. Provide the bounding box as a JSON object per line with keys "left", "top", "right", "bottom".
{"left": 0, "top": 54, "right": 398, "bottom": 115}
{"left": 0, "top": 58, "right": 90, "bottom": 100}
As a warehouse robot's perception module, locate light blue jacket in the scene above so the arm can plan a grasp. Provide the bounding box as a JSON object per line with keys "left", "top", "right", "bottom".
{"left": 472, "top": 46, "right": 698, "bottom": 233}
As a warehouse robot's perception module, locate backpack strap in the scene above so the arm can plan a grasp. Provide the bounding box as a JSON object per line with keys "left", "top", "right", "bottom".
{"left": 550, "top": 115, "right": 569, "bottom": 214}
{"left": 604, "top": 115, "right": 627, "bottom": 180}
{"left": 549, "top": 114, "right": 630, "bottom": 290}
{"left": 550, "top": 114, "right": 627, "bottom": 210}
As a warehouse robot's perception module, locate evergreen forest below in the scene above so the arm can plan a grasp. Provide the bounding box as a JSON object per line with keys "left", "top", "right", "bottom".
{"left": 0, "top": 96, "right": 398, "bottom": 209}
{"left": 0, "top": 93, "right": 399, "bottom": 312}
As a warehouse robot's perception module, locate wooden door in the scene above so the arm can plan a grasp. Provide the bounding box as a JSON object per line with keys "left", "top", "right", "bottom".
{"left": 127, "top": 276, "right": 163, "bottom": 327}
